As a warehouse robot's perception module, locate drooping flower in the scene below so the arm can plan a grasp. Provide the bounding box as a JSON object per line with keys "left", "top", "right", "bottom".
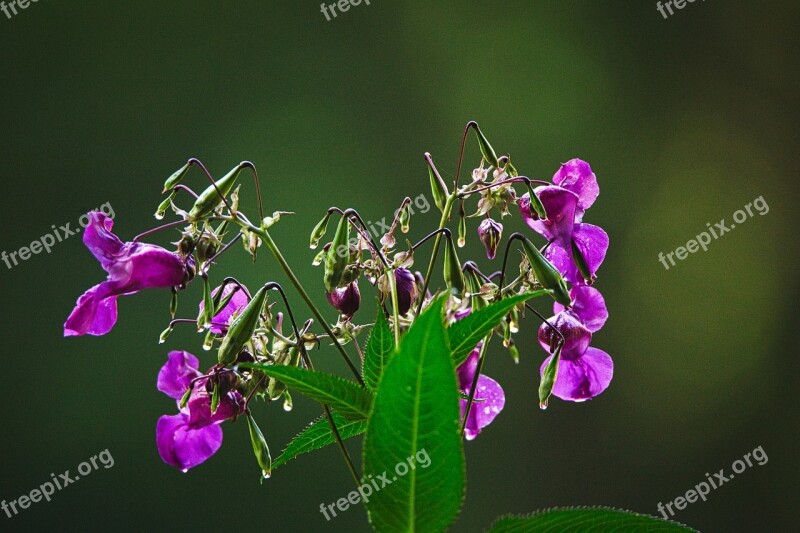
{"left": 518, "top": 159, "right": 608, "bottom": 285}
{"left": 537, "top": 286, "right": 612, "bottom": 401}
{"left": 457, "top": 346, "right": 505, "bottom": 441}
{"left": 64, "top": 212, "right": 188, "bottom": 337}
{"left": 326, "top": 280, "right": 361, "bottom": 317}
{"left": 156, "top": 351, "right": 244, "bottom": 472}
{"left": 198, "top": 283, "right": 250, "bottom": 334}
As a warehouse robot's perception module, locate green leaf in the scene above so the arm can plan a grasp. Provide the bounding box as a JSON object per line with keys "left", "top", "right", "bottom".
{"left": 363, "top": 295, "right": 465, "bottom": 532}
{"left": 449, "top": 291, "right": 549, "bottom": 366}
{"left": 239, "top": 364, "right": 373, "bottom": 420}
{"left": 272, "top": 411, "right": 367, "bottom": 470}
{"left": 363, "top": 306, "right": 395, "bottom": 391}
{"left": 485, "top": 507, "right": 698, "bottom": 532}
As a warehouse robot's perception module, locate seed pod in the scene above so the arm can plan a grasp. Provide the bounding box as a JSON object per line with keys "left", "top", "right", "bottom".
{"left": 188, "top": 163, "right": 247, "bottom": 221}
{"left": 443, "top": 236, "right": 465, "bottom": 293}
{"left": 323, "top": 216, "right": 351, "bottom": 292}
{"left": 217, "top": 285, "right": 269, "bottom": 366}
{"left": 246, "top": 414, "right": 272, "bottom": 480}
{"left": 520, "top": 237, "right": 571, "bottom": 307}
{"left": 309, "top": 212, "right": 331, "bottom": 249}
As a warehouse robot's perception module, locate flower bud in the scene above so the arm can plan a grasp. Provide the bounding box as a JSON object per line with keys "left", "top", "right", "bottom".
{"left": 394, "top": 268, "right": 418, "bottom": 316}
{"left": 155, "top": 191, "right": 176, "bottom": 220}
{"left": 217, "top": 285, "right": 269, "bottom": 366}
{"left": 195, "top": 235, "right": 219, "bottom": 265}
{"left": 326, "top": 281, "right": 361, "bottom": 318}
{"left": 478, "top": 218, "right": 503, "bottom": 260}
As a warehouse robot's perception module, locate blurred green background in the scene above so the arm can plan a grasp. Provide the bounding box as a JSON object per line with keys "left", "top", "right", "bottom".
{"left": 1, "top": 1, "right": 798, "bottom": 531}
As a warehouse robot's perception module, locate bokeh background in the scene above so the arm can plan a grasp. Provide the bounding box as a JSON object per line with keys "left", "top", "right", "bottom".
{"left": 1, "top": 1, "right": 798, "bottom": 531}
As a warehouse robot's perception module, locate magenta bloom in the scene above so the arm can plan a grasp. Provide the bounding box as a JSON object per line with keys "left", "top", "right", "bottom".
{"left": 538, "top": 286, "right": 612, "bottom": 401}
{"left": 519, "top": 159, "right": 608, "bottom": 285}
{"left": 64, "top": 212, "right": 187, "bottom": 337}
{"left": 199, "top": 283, "right": 250, "bottom": 334}
{"left": 156, "top": 351, "right": 244, "bottom": 472}
{"left": 457, "top": 345, "right": 505, "bottom": 441}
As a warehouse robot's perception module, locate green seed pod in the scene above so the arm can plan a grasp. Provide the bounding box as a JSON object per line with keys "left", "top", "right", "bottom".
{"left": 162, "top": 160, "right": 192, "bottom": 193}
{"left": 520, "top": 238, "right": 571, "bottom": 307}
{"left": 427, "top": 155, "right": 449, "bottom": 212}
{"left": 246, "top": 414, "right": 272, "bottom": 480}
{"left": 443, "top": 235, "right": 465, "bottom": 293}
{"left": 538, "top": 342, "right": 563, "bottom": 410}
{"left": 217, "top": 285, "right": 269, "bottom": 366}
{"left": 457, "top": 202, "right": 467, "bottom": 248}
{"left": 323, "top": 216, "right": 351, "bottom": 292}
{"left": 309, "top": 212, "right": 331, "bottom": 249}
{"left": 525, "top": 184, "right": 548, "bottom": 220}
{"left": 188, "top": 162, "right": 247, "bottom": 221}
{"left": 155, "top": 191, "right": 176, "bottom": 220}
{"left": 474, "top": 125, "right": 499, "bottom": 167}
{"left": 570, "top": 239, "right": 594, "bottom": 285}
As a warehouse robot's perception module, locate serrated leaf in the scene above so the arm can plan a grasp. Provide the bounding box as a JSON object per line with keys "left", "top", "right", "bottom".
{"left": 485, "top": 507, "right": 698, "bottom": 532}
{"left": 363, "top": 295, "right": 465, "bottom": 532}
{"left": 272, "top": 411, "right": 367, "bottom": 470}
{"left": 449, "top": 291, "right": 549, "bottom": 366}
{"left": 363, "top": 306, "right": 395, "bottom": 391}
{"left": 239, "top": 364, "right": 373, "bottom": 420}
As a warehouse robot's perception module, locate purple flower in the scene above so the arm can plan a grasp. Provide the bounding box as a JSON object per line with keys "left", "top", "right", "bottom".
{"left": 394, "top": 268, "right": 418, "bottom": 316}
{"left": 64, "top": 212, "right": 188, "bottom": 337}
{"left": 156, "top": 351, "right": 244, "bottom": 472}
{"left": 518, "top": 159, "right": 608, "bottom": 285}
{"left": 198, "top": 283, "right": 250, "bottom": 334}
{"left": 538, "top": 286, "right": 612, "bottom": 402}
{"left": 457, "top": 347, "right": 505, "bottom": 441}
{"left": 326, "top": 280, "right": 361, "bottom": 317}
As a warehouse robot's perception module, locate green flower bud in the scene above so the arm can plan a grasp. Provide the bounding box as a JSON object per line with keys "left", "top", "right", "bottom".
{"left": 520, "top": 238, "right": 571, "bottom": 307}
{"left": 246, "top": 414, "right": 272, "bottom": 480}
{"left": 399, "top": 203, "right": 411, "bottom": 234}
{"left": 457, "top": 202, "right": 467, "bottom": 248}
{"left": 217, "top": 285, "right": 269, "bottom": 366}
{"left": 309, "top": 212, "right": 331, "bottom": 249}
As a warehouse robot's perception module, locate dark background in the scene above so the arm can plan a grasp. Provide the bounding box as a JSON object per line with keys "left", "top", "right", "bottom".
{"left": 1, "top": 1, "right": 798, "bottom": 531}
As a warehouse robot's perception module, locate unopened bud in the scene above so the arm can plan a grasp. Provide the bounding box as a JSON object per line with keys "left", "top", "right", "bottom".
{"left": 478, "top": 218, "right": 503, "bottom": 260}
{"left": 443, "top": 236, "right": 465, "bottom": 293}
{"left": 246, "top": 414, "right": 272, "bottom": 480}
{"left": 188, "top": 162, "right": 248, "bottom": 221}
{"left": 520, "top": 237, "right": 571, "bottom": 307}
{"left": 326, "top": 281, "right": 361, "bottom": 318}
{"left": 218, "top": 285, "right": 269, "bottom": 366}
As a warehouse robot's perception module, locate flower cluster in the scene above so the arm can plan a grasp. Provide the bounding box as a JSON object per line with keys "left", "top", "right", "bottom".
{"left": 63, "top": 125, "right": 614, "bottom": 477}
{"left": 519, "top": 159, "right": 612, "bottom": 401}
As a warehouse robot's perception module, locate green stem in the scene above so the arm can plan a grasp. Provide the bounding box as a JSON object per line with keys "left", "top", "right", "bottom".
{"left": 387, "top": 267, "right": 401, "bottom": 349}
{"left": 460, "top": 334, "right": 492, "bottom": 435}
{"left": 415, "top": 194, "right": 456, "bottom": 315}
{"left": 254, "top": 226, "right": 365, "bottom": 387}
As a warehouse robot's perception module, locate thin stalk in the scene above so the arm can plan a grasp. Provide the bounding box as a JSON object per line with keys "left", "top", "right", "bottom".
{"left": 460, "top": 334, "right": 492, "bottom": 435}
{"left": 254, "top": 227, "right": 364, "bottom": 387}
{"left": 387, "top": 267, "right": 401, "bottom": 349}
{"left": 415, "top": 194, "right": 455, "bottom": 315}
